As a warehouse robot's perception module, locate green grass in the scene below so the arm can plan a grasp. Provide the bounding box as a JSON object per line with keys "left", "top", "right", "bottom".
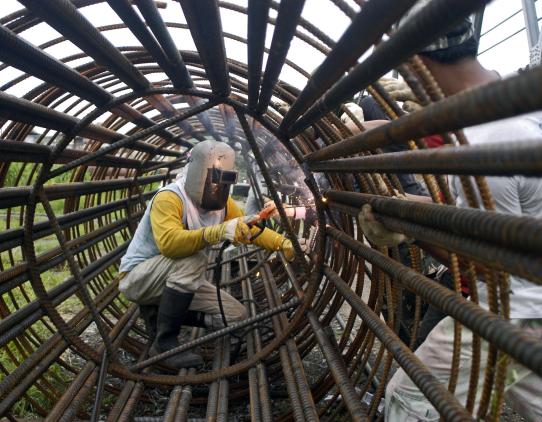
{"left": 0, "top": 332, "right": 69, "bottom": 418}
{"left": 0, "top": 163, "right": 141, "bottom": 417}
{"left": 0, "top": 220, "right": 85, "bottom": 418}
{"left": 2, "top": 161, "right": 75, "bottom": 188}
{"left": 0, "top": 262, "right": 83, "bottom": 418}
{"left": 0, "top": 221, "right": 127, "bottom": 418}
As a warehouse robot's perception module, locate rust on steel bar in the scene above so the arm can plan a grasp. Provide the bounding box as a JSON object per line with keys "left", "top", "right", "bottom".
{"left": 256, "top": 0, "right": 305, "bottom": 114}
{"left": 178, "top": 0, "right": 231, "bottom": 97}
{"left": 47, "top": 99, "right": 218, "bottom": 179}
{"left": 0, "top": 281, "right": 121, "bottom": 409}
{"left": 130, "top": 299, "right": 300, "bottom": 371}
{"left": 2, "top": 204, "right": 131, "bottom": 262}
{"left": 0, "top": 174, "right": 164, "bottom": 209}
{"left": 0, "top": 24, "right": 110, "bottom": 106}
{"left": 90, "top": 350, "right": 110, "bottom": 422}
{"left": 216, "top": 268, "right": 232, "bottom": 422}
{"left": 326, "top": 226, "right": 542, "bottom": 376}
{"left": 324, "top": 190, "right": 542, "bottom": 257}
{"left": 0, "top": 138, "right": 162, "bottom": 169}
{"left": 39, "top": 190, "right": 117, "bottom": 358}
{"left": 136, "top": 0, "right": 194, "bottom": 89}
{"left": 377, "top": 213, "right": 542, "bottom": 284}
{"left": 307, "top": 311, "right": 368, "bottom": 422}
{"left": 0, "top": 91, "right": 187, "bottom": 155}
{"left": 258, "top": 254, "right": 316, "bottom": 422}
{"left": 247, "top": 0, "right": 271, "bottom": 110}
{"left": 0, "top": 243, "right": 129, "bottom": 346}
{"left": 164, "top": 328, "right": 201, "bottom": 422}
{"left": 17, "top": 0, "right": 151, "bottom": 90}
{"left": 104, "top": 348, "right": 148, "bottom": 421}
{"left": 106, "top": 0, "right": 192, "bottom": 91}
{"left": 205, "top": 255, "right": 226, "bottom": 422}
{"left": 239, "top": 247, "right": 273, "bottom": 422}
{"left": 0, "top": 21, "right": 184, "bottom": 147}
{"left": 279, "top": 0, "right": 417, "bottom": 132}
{"left": 323, "top": 266, "right": 474, "bottom": 422}
{"left": 288, "top": 0, "right": 491, "bottom": 136}
{"left": 2, "top": 0, "right": 542, "bottom": 420}
{"left": 236, "top": 110, "right": 309, "bottom": 269}
{"left": 309, "top": 139, "right": 542, "bottom": 176}
{"left": 206, "top": 247, "right": 260, "bottom": 271}
{"left": 63, "top": 308, "right": 140, "bottom": 420}
{"left": 108, "top": 0, "right": 218, "bottom": 139}
{"left": 0, "top": 219, "right": 135, "bottom": 304}
{"left": 18, "top": 0, "right": 197, "bottom": 137}
{"left": 327, "top": 199, "right": 542, "bottom": 285}
{"left": 307, "top": 66, "right": 542, "bottom": 161}
{"left": 163, "top": 369, "right": 185, "bottom": 422}
{"left": 0, "top": 91, "right": 121, "bottom": 143}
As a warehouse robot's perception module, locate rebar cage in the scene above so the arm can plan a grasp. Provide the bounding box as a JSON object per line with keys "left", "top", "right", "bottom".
{"left": 0, "top": 0, "right": 541, "bottom": 420}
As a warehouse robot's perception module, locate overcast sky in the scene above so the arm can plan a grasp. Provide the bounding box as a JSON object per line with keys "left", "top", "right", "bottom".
{"left": 1, "top": 0, "right": 540, "bottom": 98}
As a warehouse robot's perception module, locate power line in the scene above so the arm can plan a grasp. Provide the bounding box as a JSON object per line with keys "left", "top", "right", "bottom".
{"left": 478, "top": 26, "right": 526, "bottom": 56}
{"left": 478, "top": 15, "right": 542, "bottom": 56}
{"left": 480, "top": 8, "right": 522, "bottom": 38}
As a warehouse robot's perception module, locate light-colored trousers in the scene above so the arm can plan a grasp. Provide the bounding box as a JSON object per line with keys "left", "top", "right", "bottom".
{"left": 385, "top": 316, "right": 542, "bottom": 421}
{"left": 119, "top": 251, "right": 248, "bottom": 323}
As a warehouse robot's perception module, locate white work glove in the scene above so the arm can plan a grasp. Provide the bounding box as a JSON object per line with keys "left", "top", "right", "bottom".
{"left": 358, "top": 204, "right": 411, "bottom": 247}
{"left": 378, "top": 77, "right": 418, "bottom": 103}
{"left": 340, "top": 102, "right": 365, "bottom": 133}
{"left": 402, "top": 100, "right": 423, "bottom": 113}
{"left": 340, "top": 102, "right": 364, "bottom": 123}
{"left": 275, "top": 100, "right": 290, "bottom": 115}
{"left": 281, "top": 237, "right": 309, "bottom": 262}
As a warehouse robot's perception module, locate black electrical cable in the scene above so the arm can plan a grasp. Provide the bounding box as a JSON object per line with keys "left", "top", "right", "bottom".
{"left": 212, "top": 220, "right": 267, "bottom": 335}
{"left": 214, "top": 239, "right": 233, "bottom": 328}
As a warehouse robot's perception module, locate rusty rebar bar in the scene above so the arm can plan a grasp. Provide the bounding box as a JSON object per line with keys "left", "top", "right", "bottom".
{"left": 1, "top": 2, "right": 541, "bottom": 421}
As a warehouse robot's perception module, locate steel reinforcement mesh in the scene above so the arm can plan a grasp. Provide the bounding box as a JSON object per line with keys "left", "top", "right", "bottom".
{"left": 0, "top": 0, "right": 541, "bottom": 421}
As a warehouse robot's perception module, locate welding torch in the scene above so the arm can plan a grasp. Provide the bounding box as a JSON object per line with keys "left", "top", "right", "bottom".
{"left": 244, "top": 201, "right": 318, "bottom": 234}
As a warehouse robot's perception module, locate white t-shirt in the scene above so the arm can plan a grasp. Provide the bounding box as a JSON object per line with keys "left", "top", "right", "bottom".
{"left": 450, "top": 111, "right": 542, "bottom": 319}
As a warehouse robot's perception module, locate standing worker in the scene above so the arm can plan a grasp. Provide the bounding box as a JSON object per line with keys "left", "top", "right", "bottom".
{"left": 357, "top": 4, "right": 542, "bottom": 420}
{"left": 118, "top": 140, "right": 303, "bottom": 369}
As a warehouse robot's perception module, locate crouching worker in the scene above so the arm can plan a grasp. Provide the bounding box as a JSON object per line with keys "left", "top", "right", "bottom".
{"left": 118, "top": 140, "right": 300, "bottom": 369}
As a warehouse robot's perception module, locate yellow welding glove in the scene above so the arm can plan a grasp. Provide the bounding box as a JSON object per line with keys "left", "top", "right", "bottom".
{"left": 203, "top": 217, "right": 252, "bottom": 245}
{"left": 281, "top": 238, "right": 309, "bottom": 262}
{"left": 250, "top": 227, "right": 284, "bottom": 252}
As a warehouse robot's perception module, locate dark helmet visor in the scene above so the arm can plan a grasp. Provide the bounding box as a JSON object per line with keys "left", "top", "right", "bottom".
{"left": 200, "top": 167, "right": 238, "bottom": 210}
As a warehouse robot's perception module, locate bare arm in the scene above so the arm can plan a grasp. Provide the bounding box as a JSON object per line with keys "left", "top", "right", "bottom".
{"left": 344, "top": 119, "right": 389, "bottom": 134}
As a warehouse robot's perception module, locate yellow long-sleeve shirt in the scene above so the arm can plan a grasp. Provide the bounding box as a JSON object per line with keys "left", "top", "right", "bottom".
{"left": 150, "top": 191, "right": 286, "bottom": 258}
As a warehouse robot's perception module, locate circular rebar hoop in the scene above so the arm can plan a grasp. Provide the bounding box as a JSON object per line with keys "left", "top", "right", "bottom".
{"left": 0, "top": 1, "right": 541, "bottom": 421}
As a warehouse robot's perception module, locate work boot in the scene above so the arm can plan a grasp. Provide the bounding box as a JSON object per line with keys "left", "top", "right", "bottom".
{"left": 179, "top": 311, "right": 229, "bottom": 331}
{"left": 150, "top": 287, "right": 203, "bottom": 369}
{"left": 180, "top": 311, "right": 228, "bottom": 331}
{"left": 139, "top": 304, "right": 158, "bottom": 340}
{"left": 180, "top": 310, "right": 207, "bottom": 328}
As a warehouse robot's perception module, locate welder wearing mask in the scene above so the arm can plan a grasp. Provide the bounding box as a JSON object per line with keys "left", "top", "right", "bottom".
{"left": 118, "top": 140, "right": 305, "bottom": 369}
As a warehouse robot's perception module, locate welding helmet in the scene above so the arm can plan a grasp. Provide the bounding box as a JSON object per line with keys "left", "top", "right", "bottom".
{"left": 185, "top": 140, "right": 238, "bottom": 210}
